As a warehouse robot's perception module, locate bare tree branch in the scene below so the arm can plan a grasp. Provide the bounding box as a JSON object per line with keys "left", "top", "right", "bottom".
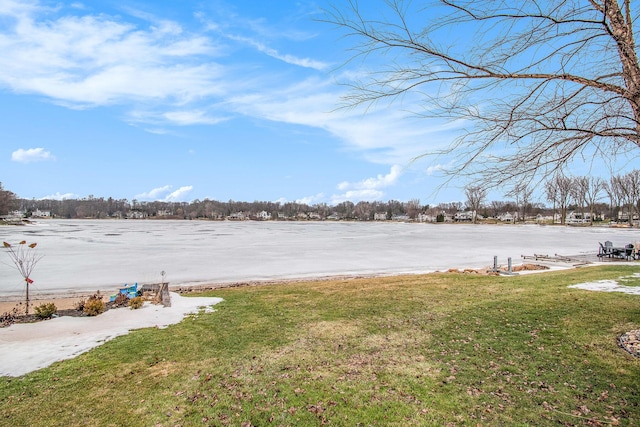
{"left": 324, "top": 0, "right": 640, "bottom": 189}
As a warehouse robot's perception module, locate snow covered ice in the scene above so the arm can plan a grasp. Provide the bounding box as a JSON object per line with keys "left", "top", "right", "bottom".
{"left": 1, "top": 219, "right": 636, "bottom": 297}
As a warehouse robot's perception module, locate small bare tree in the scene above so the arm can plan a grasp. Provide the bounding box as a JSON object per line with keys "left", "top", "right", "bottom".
{"left": 612, "top": 172, "right": 634, "bottom": 222}
{"left": 623, "top": 169, "right": 640, "bottom": 224}
{"left": 489, "top": 201, "right": 505, "bottom": 219}
{"left": 544, "top": 182, "right": 558, "bottom": 224}
{"left": 545, "top": 174, "right": 572, "bottom": 225}
{"left": 584, "top": 177, "right": 605, "bottom": 224}
{"left": 3, "top": 241, "right": 43, "bottom": 315}
{"left": 405, "top": 198, "right": 422, "bottom": 220}
{"left": 464, "top": 185, "right": 486, "bottom": 223}
{"left": 570, "top": 177, "right": 590, "bottom": 221}
{"left": 506, "top": 183, "right": 534, "bottom": 223}
{"left": 606, "top": 175, "right": 626, "bottom": 221}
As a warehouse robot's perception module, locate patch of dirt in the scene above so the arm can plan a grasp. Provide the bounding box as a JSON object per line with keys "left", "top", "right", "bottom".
{"left": 446, "top": 263, "right": 549, "bottom": 275}
{"left": 1, "top": 300, "right": 128, "bottom": 328}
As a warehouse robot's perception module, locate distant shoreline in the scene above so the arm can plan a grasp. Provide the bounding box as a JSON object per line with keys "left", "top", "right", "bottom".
{"left": 0, "top": 216, "right": 640, "bottom": 229}
{"left": 3, "top": 216, "right": 638, "bottom": 227}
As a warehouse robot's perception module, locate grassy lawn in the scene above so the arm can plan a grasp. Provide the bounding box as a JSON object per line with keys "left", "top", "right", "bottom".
{"left": 1, "top": 265, "right": 639, "bottom": 426}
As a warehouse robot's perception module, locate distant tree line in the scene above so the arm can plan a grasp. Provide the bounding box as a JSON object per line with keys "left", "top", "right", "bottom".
{"left": 5, "top": 191, "right": 519, "bottom": 221}
{"left": 465, "top": 170, "right": 640, "bottom": 225}
{"left": 2, "top": 170, "right": 639, "bottom": 224}
{"left": 11, "top": 196, "right": 425, "bottom": 221}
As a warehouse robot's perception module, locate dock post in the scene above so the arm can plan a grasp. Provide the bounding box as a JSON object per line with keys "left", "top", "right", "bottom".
{"left": 508, "top": 257, "right": 513, "bottom": 274}
{"left": 493, "top": 256, "right": 498, "bottom": 272}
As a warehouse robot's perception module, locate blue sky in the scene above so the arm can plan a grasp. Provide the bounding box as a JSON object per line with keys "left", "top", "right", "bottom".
{"left": 0, "top": 0, "right": 629, "bottom": 206}
{"left": 0, "top": 0, "right": 469, "bottom": 206}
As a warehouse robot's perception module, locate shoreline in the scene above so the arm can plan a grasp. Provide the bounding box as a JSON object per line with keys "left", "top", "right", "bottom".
{"left": 3, "top": 256, "right": 625, "bottom": 314}
{"left": 0, "top": 272, "right": 417, "bottom": 312}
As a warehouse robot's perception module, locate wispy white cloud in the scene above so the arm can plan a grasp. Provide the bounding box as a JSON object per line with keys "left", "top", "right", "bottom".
{"left": 40, "top": 192, "right": 78, "bottom": 200}
{"left": 134, "top": 185, "right": 172, "bottom": 200}
{"left": 225, "top": 34, "right": 328, "bottom": 70}
{"left": 0, "top": 0, "right": 40, "bottom": 16}
{"left": 141, "top": 128, "right": 172, "bottom": 135}
{"left": 331, "top": 189, "right": 385, "bottom": 204}
{"left": 337, "top": 165, "right": 403, "bottom": 191}
{"left": 0, "top": 3, "right": 223, "bottom": 110}
{"left": 425, "top": 160, "right": 455, "bottom": 176}
{"left": 227, "top": 76, "right": 464, "bottom": 166}
{"left": 0, "top": 1, "right": 336, "bottom": 132}
{"left": 11, "top": 147, "right": 55, "bottom": 163}
{"left": 165, "top": 186, "right": 193, "bottom": 202}
{"left": 127, "top": 108, "right": 229, "bottom": 131}
{"left": 295, "top": 193, "right": 325, "bottom": 205}
{"left": 162, "top": 110, "right": 229, "bottom": 126}
{"left": 331, "top": 165, "right": 403, "bottom": 203}
{"left": 134, "top": 185, "right": 193, "bottom": 202}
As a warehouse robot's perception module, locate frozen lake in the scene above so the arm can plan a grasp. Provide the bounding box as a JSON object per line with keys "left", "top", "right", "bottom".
{"left": 0, "top": 219, "right": 637, "bottom": 298}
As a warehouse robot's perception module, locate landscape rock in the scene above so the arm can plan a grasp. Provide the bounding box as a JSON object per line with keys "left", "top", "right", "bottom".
{"left": 618, "top": 330, "right": 640, "bottom": 357}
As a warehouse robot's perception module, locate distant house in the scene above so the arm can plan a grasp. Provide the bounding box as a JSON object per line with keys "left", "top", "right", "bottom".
{"left": 617, "top": 211, "right": 638, "bottom": 223}
{"left": 498, "top": 212, "right": 517, "bottom": 223}
{"left": 417, "top": 213, "right": 437, "bottom": 223}
{"left": 535, "top": 213, "right": 563, "bottom": 223}
{"left": 566, "top": 211, "right": 590, "bottom": 224}
{"left": 454, "top": 211, "right": 475, "bottom": 222}
{"left": 228, "top": 211, "right": 247, "bottom": 220}
{"left": 1, "top": 211, "right": 24, "bottom": 223}
{"left": 32, "top": 209, "right": 51, "bottom": 218}
{"left": 257, "top": 211, "right": 271, "bottom": 220}
{"left": 126, "top": 210, "right": 147, "bottom": 219}
{"left": 374, "top": 212, "right": 387, "bottom": 221}
{"left": 436, "top": 211, "right": 455, "bottom": 222}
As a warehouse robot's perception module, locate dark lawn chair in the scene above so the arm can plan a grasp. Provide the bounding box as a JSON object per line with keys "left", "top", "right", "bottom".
{"left": 598, "top": 241, "right": 615, "bottom": 258}
{"left": 598, "top": 242, "right": 608, "bottom": 257}
{"left": 624, "top": 244, "right": 636, "bottom": 260}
